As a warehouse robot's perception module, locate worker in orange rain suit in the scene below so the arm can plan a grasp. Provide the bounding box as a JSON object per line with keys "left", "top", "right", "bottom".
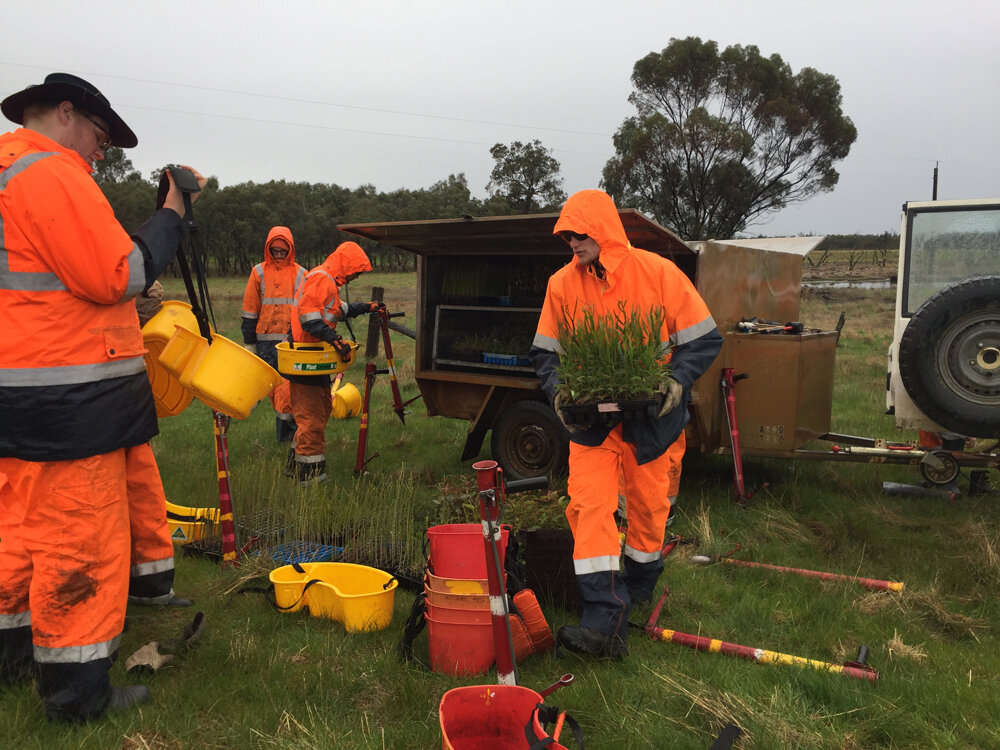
{"left": 287, "top": 241, "right": 381, "bottom": 485}
{"left": 127, "top": 285, "right": 191, "bottom": 608}
{"left": 0, "top": 72, "right": 206, "bottom": 722}
{"left": 529, "top": 190, "right": 723, "bottom": 659}
{"left": 241, "top": 226, "right": 306, "bottom": 443}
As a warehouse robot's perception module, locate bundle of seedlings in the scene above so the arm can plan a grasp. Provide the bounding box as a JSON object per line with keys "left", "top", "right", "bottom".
{"left": 555, "top": 300, "right": 672, "bottom": 426}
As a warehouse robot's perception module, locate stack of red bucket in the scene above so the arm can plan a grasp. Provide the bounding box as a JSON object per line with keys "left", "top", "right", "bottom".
{"left": 424, "top": 523, "right": 510, "bottom": 676}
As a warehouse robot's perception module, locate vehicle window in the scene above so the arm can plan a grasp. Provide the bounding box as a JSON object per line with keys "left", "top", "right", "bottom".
{"left": 905, "top": 207, "right": 1000, "bottom": 314}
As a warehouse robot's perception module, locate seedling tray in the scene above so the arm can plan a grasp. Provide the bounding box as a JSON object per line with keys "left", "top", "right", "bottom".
{"left": 560, "top": 398, "right": 660, "bottom": 427}
{"left": 267, "top": 542, "right": 344, "bottom": 565}
{"left": 482, "top": 352, "right": 531, "bottom": 367}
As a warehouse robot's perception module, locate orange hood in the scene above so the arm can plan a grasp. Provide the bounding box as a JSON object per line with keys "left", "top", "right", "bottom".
{"left": 264, "top": 226, "right": 296, "bottom": 267}
{"left": 553, "top": 190, "right": 631, "bottom": 272}
{"left": 319, "top": 241, "right": 372, "bottom": 285}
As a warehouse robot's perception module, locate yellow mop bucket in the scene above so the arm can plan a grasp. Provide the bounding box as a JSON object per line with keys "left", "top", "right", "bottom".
{"left": 141, "top": 301, "right": 200, "bottom": 417}
{"left": 276, "top": 340, "right": 357, "bottom": 375}
{"left": 165, "top": 500, "right": 219, "bottom": 544}
{"left": 158, "top": 327, "right": 281, "bottom": 420}
{"left": 268, "top": 562, "right": 398, "bottom": 632}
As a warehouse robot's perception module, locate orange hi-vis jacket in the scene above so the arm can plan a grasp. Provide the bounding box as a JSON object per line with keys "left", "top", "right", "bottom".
{"left": 290, "top": 241, "right": 373, "bottom": 345}
{"left": 241, "top": 226, "right": 305, "bottom": 344}
{"left": 530, "top": 190, "right": 723, "bottom": 464}
{"left": 0, "top": 128, "right": 184, "bottom": 460}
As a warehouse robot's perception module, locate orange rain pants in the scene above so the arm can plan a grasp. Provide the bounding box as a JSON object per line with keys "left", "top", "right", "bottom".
{"left": 567, "top": 425, "right": 673, "bottom": 571}
{"left": 126, "top": 443, "right": 176, "bottom": 604}
{"left": 273, "top": 378, "right": 294, "bottom": 425}
{"left": 289, "top": 379, "right": 332, "bottom": 461}
{"left": 0, "top": 450, "right": 129, "bottom": 720}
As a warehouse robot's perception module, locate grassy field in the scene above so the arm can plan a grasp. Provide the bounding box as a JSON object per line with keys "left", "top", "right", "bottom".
{"left": 2, "top": 269, "right": 999, "bottom": 749}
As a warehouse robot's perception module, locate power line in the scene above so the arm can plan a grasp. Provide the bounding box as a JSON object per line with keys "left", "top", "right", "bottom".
{"left": 0, "top": 61, "right": 612, "bottom": 139}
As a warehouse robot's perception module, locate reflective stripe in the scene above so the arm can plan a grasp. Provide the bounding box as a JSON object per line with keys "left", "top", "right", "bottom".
{"left": 128, "top": 591, "right": 175, "bottom": 605}
{"left": 262, "top": 296, "right": 296, "bottom": 306}
{"left": 254, "top": 263, "right": 266, "bottom": 301}
{"left": 276, "top": 411, "right": 293, "bottom": 420}
{"left": 295, "top": 453, "right": 325, "bottom": 464}
{"left": 573, "top": 555, "right": 620, "bottom": 574}
{"left": 257, "top": 332, "right": 286, "bottom": 342}
{"left": 125, "top": 244, "right": 146, "bottom": 297}
{"left": 623, "top": 545, "right": 661, "bottom": 564}
{"left": 0, "top": 611, "right": 31, "bottom": 629}
{"left": 0, "top": 153, "right": 66, "bottom": 292}
{"left": 0, "top": 267, "right": 67, "bottom": 291}
{"left": 320, "top": 308, "right": 339, "bottom": 324}
{"left": 0, "top": 356, "right": 146, "bottom": 386}
{"left": 34, "top": 633, "right": 121, "bottom": 664}
{"left": 671, "top": 316, "right": 719, "bottom": 347}
{"left": 294, "top": 266, "right": 306, "bottom": 291}
{"left": 340, "top": 300, "right": 350, "bottom": 316}
{"left": 129, "top": 556, "right": 174, "bottom": 578}
{"left": 241, "top": 311, "right": 259, "bottom": 320}
{"left": 531, "top": 332, "right": 563, "bottom": 354}
{"left": 300, "top": 311, "right": 322, "bottom": 323}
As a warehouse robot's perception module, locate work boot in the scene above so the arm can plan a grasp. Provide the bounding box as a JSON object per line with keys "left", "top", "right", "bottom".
{"left": 283, "top": 448, "right": 296, "bottom": 478}
{"left": 556, "top": 626, "right": 628, "bottom": 659}
{"left": 107, "top": 685, "right": 150, "bottom": 711}
{"left": 275, "top": 415, "right": 297, "bottom": 443}
{"left": 297, "top": 460, "right": 328, "bottom": 487}
{"left": 166, "top": 595, "right": 193, "bottom": 607}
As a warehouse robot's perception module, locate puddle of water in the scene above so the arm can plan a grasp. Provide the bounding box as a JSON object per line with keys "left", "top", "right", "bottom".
{"left": 803, "top": 279, "right": 894, "bottom": 290}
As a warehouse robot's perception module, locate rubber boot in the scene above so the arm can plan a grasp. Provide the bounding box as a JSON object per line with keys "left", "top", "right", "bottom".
{"left": 297, "top": 460, "right": 328, "bottom": 487}
{"left": 623, "top": 554, "right": 664, "bottom": 606}
{"left": 283, "top": 448, "right": 296, "bottom": 478}
{"left": 107, "top": 685, "right": 150, "bottom": 711}
{"left": 275, "top": 415, "right": 297, "bottom": 444}
{"left": 560, "top": 570, "right": 630, "bottom": 659}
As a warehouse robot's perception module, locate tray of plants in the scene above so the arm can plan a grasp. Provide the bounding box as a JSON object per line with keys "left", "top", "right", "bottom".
{"left": 555, "top": 301, "right": 670, "bottom": 429}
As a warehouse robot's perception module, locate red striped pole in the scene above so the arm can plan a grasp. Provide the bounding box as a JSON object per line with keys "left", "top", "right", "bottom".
{"left": 645, "top": 623, "right": 878, "bottom": 682}
{"left": 473, "top": 460, "right": 517, "bottom": 686}
{"left": 213, "top": 410, "right": 238, "bottom": 568}
{"left": 718, "top": 558, "right": 904, "bottom": 592}
{"left": 354, "top": 361, "right": 377, "bottom": 475}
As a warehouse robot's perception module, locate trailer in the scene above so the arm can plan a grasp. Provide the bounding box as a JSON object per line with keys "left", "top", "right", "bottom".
{"left": 339, "top": 208, "right": 999, "bottom": 486}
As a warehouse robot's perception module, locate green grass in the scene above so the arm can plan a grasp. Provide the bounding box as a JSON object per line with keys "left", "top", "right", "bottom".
{"left": 3, "top": 277, "right": 1000, "bottom": 748}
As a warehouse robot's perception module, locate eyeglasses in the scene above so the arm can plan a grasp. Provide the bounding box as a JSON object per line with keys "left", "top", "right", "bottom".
{"left": 77, "top": 109, "right": 112, "bottom": 151}
{"left": 558, "top": 231, "right": 589, "bottom": 243}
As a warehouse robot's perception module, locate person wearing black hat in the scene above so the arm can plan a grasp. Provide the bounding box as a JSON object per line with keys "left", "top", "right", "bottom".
{"left": 0, "top": 72, "right": 206, "bottom": 723}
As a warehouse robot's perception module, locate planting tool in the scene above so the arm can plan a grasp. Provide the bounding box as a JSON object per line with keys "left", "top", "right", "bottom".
{"left": 472, "top": 460, "right": 548, "bottom": 686}
{"left": 757, "top": 321, "right": 804, "bottom": 335}
{"left": 690, "top": 550, "right": 905, "bottom": 592}
{"left": 212, "top": 410, "right": 240, "bottom": 568}
{"left": 642, "top": 585, "right": 879, "bottom": 682}
{"left": 353, "top": 307, "right": 422, "bottom": 475}
{"left": 721, "top": 368, "right": 751, "bottom": 504}
{"left": 538, "top": 673, "right": 575, "bottom": 698}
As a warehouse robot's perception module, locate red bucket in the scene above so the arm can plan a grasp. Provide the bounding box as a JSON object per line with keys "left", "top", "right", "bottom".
{"left": 426, "top": 614, "right": 494, "bottom": 677}
{"left": 426, "top": 523, "right": 510, "bottom": 579}
{"left": 425, "top": 600, "right": 492, "bottom": 625}
{"left": 439, "top": 685, "right": 567, "bottom": 749}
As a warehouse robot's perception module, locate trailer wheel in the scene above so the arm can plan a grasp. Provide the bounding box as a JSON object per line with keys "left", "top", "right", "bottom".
{"left": 491, "top": 400, "right": 569, "bottom": 480}
{"left": 919, "top": 451, "right": 960, "bottom": 486}
{"left": 898, "top": 277, "right": 1000, "bottom": 437}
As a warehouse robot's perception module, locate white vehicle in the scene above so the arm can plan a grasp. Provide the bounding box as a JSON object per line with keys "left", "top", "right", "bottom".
{"left": 886, "top": 198, "right": 1000, "bottom": 445}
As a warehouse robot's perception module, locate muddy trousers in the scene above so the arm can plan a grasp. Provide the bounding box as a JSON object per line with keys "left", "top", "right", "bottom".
{"left": 126, "top": 443, "right": 176, "bottom": 604}
{"left": 0, "top": 452, "right": 130, "bottom": 722}
{"left": 289, "top": 377, "right": 332, "bottom": 480}
{"left": 567, "top": 426, "right": 673, "bottom": 639}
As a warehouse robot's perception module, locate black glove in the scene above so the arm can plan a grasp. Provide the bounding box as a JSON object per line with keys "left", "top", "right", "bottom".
{"left": 331, "top": 338, "right": 353, "bottom": 361}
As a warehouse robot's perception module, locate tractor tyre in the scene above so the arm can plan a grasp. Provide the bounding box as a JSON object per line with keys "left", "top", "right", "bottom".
{"left": 898, "top": 276, "right": 1000, "bottom": 437}
{"left": 490, "top": 400, "right": 569, "bottom": 480}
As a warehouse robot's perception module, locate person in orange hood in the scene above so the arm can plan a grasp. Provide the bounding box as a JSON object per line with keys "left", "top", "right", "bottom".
{"left": 530, "top": 190, "right": 722, "bottom": 659}
{"left": 0, "top": 73, "right": 206, "bottom": 721}
{"left": 241, "top": 227, "right": 306, "bottom": 443}
{"left": 286, "top": 241, "right": 382, "bottom": 485}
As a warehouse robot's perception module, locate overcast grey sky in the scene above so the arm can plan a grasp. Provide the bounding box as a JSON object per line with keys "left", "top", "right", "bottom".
{"left": 3, "top": 0, "right": 998, "bottom": 236}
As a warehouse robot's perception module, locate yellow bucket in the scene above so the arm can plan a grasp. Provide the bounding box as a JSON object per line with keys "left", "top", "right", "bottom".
{"left": 186, "top": 333, "right": 282, "bottom": 420}
{"left": 268, "top": 562, "right": 398, "bottom": 631}
{"left": 142, "top": 301, "right": 201, "bottom": 417}
{"left": 276, "top": 340, "right": 357, "bottom": 375}
{"left": 157, "top": 327, "right": 281, "bottom": 420}
{"left": 331, "top": 382, "right": 362, "bottom": 419}
{"left": 165, "top": 500, "right": 220, "bottom": 544}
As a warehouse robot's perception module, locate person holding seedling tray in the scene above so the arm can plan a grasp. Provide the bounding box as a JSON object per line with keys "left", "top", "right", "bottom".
{"left": 529, "top": 189, "right": 723, "bottom": 659}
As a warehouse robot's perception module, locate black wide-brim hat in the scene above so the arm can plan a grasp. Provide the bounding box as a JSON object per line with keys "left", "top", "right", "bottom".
{"left": 1, "top": 72, "right": 137, "bottom": 148}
